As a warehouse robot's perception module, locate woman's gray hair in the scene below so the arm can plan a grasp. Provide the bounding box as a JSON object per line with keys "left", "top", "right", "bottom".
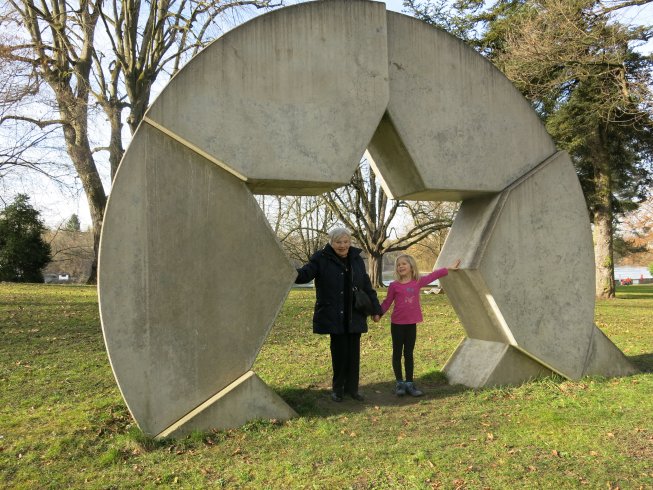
{"left": 328, "top": 227, "right": 351, "bottom": 244}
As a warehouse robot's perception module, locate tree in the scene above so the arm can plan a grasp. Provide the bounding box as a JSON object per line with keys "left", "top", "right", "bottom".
{"left": 1, "top": 0, "right": 279, "bottom": 283}
{"left": 405, "top": 0, "right": 653, "bottom": 299}
{"left": 255, "top": 158, "right": 457, "bottom": 287}
{"left": 256, "top": 195, "right": 339, "bottom": 265}
{"left": 43, "top": 226, "right": 94, "bottom": 281}
{"left": 275, "top": 196, "right": 339, "bottom": 265}
{"left": 323, "top": 158, "right": 456, "bottom": 287}
{"left": 0, "top": 193, "right": 51, "bottom": 282}
{"left": 618, "top": 194, "right": 653, "bottom": 265}
{"left": 405, "top": 225, "right": 451, "bottom": 271}
{"left": 0, "top": 11, "right": 74, "bottom": 190}
{"left": 64, "top": 213, "right": 81, "bottom": 232}
{"left": 493, "top": 0, "right": 653, "bottom": 298}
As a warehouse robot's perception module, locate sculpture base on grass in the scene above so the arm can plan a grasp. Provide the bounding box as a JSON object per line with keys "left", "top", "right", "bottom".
{"left": 156, "top": 371, "right": 297, "bottom": 440}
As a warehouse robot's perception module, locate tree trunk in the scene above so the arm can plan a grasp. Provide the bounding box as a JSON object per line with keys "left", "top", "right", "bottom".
{"left": 59, "top": 99, "right": 107, "bottom": 285}
{"left": 126, "top": 79, "right": 152, "bottom": 134}
{"left": 591, "top": 135, "right": 615, "bottom": 299}
{"left": 368, "top": 252, "right": 384, "bottom": 288}
{"left": 107, "top": 103, "right": 125, "bottom": 180}
{"left": 594, "top": 207, "right": 615, "bottom": 299}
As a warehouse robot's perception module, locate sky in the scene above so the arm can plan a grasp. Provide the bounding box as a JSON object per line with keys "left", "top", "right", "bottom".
{"left": 5, "top": 0, "right": 653, "bottom": 230}
{"left": 4, "top": 1, "right": 408, "bottom": 230}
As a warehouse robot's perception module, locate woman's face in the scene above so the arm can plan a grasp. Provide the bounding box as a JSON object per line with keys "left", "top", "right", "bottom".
{"left": 332, "top": 235, "right": 351, "bottom": 258}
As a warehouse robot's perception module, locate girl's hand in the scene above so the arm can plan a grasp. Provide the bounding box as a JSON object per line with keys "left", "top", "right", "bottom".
{"left": 372, "top": 315, "right": 381, "bottom": 322}
{"left": 449, "top": 259, "right": 461, "bottom": 271}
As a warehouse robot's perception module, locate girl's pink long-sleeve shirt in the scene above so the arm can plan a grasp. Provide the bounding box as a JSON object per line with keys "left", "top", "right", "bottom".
{"left": 380, "top": 268, "right": 449, "bottom": 325}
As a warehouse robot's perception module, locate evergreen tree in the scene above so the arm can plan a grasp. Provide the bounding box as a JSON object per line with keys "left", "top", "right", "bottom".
{"left": 0, "top": 194, "right": 51, "bottom": 282}
{"left": 406, "top": 0, "right": 653, "bottom": 298}
{"left": 64, "top": 214, "right": 81, "bottom": 232}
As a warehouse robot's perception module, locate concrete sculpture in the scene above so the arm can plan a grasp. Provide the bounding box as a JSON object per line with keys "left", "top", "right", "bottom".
{"left": 99, "top": 0, "right": 636, "bottom": 438}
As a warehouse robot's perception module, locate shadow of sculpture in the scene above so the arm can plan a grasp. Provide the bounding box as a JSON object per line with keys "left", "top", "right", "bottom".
{"left": 628, "top": 353, "right": 653, "bottom": 373}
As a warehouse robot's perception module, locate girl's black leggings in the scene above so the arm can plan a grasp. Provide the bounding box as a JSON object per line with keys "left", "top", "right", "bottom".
{"left": 391, "top": 323, "right": 417, "bottom": 382}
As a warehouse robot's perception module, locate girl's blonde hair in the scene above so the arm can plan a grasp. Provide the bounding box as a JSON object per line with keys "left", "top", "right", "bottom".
{"left": 394, "top": 254, "right": 419, "bottom": 281}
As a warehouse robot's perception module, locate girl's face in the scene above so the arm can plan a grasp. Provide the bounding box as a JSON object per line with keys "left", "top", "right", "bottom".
{"left": 396, "top": 258, "right": 412, "bottom": 278}
{"left": 332, "top": 235, "right": 351, "bottom": 258}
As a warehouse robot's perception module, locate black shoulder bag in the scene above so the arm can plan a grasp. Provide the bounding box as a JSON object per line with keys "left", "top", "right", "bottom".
{"left": 353, "top": 286, "right": 374, "bottom": 316}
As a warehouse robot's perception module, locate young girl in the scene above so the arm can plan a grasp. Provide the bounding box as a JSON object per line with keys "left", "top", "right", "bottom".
{"left": 380, "top": 255, "right": 460, "bottom": 396}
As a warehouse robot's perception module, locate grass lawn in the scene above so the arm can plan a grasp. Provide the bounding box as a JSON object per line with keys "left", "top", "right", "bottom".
{"left": 1, "top": 283, "right": 651, "bottom": 489}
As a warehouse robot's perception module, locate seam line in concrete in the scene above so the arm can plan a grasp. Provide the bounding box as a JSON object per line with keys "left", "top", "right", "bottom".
{"left": 156, "top": 371, "right": 255, "bottom": 439}
{"left": 504, "top": 150, "right": 564, "bottom": 191}
{"left": 483, "top": 292, "right": 517, "bottom": 345}
{"left": 471, "top": 150, "right": 564, "bottom": 266}
{"left": 143, "top": 116, "right": 248, "bottom": 182}
{"left": 511, "top": 342, "right": 569, "bottom": 379}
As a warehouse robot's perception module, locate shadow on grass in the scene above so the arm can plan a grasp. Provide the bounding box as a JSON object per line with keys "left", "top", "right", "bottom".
{"left": 277, "top": 370, "right": 468, "bottom": 417}
{"left": 628, "top": 352, "right": 653, "bottom": 372}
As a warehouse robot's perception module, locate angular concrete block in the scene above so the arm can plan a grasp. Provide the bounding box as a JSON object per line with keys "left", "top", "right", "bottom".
{"left": 444, "top": 338, "right": 553, "bottom": 388}
{"left": 477, "top": 153, "right": 595, "bottom": 378}
{"left": 439, "top": 152, "right": 635, "bottom": 384}
{"left": 581, "top": 325, "right": 638, "bottom": 377}
{"left": 439, "top": 269, "right": 512, "bottom": 344}
{"left": 157, "top": 371, "right": 297, "bottom": 439}
{"left": 99, "top": 123, "right": 296, "bottom": 436}
{"left": 145, "top": 0, "right": 389, "bottom": 195}
{"left": 368, "top": 12, "right": 557, "bottom": 201}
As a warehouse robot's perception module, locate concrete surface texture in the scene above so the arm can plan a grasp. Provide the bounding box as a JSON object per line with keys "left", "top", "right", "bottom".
{"left": 99, "top": 0, "right": 636, "bottom": 437}
{"left": 157, "top": 371, "right": 298, "bottom": 439}
{"left": 99, "top": 123, "right": 296, "bottom": 436}
{"left": 437, "top": 152, "right": 637, "bottom": 383}
{"left": 145, "top": 0, "right": 390, "bottom": 196}
{"left": 368, "top": 12, "right": 558, "bottom": 202}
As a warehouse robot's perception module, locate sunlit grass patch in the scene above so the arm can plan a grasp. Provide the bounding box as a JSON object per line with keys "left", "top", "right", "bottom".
{"left": 0, "top": 282, "right": 651, "bottom": 488}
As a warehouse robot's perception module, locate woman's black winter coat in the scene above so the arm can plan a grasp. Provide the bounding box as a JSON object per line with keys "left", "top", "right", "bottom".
{"left": 295, "top": 244, "right": 382, "bottom": 335}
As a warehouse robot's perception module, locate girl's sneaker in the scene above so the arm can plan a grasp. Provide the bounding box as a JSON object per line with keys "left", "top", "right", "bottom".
{"left": 395, "top": 381, "right": 406, "bottom": 396}
{"left": 405, "top": 381, "right": 423, "bottom": 397}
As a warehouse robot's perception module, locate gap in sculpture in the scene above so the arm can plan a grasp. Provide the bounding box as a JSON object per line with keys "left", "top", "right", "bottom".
{"left": 98, "top": 0, "right": 637, "bottom": 438}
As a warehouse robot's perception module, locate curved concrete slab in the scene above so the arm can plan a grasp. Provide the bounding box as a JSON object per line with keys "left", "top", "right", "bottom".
{"left": 99, "top": 123, "right": 296, "bottom": 435}
{"left": 145, "top": 0, "right": 389, "bottom": 195}
{"left": 368, "top": 12, "right": 557, "bottom": 201}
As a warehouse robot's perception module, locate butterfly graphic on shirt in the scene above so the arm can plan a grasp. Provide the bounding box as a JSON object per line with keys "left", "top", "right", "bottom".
{"left": 403, "top": 287, "right": 416, "bottom": 304}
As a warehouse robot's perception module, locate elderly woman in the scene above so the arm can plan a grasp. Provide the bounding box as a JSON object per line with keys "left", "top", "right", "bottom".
{"left": 295, "top": 227, "right": 381, "bottom": 402}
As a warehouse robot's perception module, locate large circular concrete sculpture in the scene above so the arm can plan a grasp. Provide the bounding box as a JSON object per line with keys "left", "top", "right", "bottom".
{"left": 99, "top": 0, "right": 636, "bottom": 438}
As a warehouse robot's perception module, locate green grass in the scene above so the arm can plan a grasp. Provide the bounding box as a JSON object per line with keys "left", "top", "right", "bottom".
{"left": 1, "top": 283, "right": 651, "bottom": 489}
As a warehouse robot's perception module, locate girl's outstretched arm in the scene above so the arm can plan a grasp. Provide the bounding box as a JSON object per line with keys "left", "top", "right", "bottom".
{"left": 449, "top": 259, "right": 461, "bottom": 271}
{"left": 418, "top": 258, "right": 462, "bottom": 287}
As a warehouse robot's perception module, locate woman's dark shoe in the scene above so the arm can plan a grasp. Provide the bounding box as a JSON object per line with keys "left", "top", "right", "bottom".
{"left": 331, "top": 392, "right": 343, "bottom": 402}
{"left": 349, "top": 392, "right": 365, "bottom": 401}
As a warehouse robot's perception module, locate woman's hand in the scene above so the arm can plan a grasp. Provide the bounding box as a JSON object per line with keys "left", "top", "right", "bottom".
{"left": 372, "top": 315, "right": 381, "bottom": 322}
